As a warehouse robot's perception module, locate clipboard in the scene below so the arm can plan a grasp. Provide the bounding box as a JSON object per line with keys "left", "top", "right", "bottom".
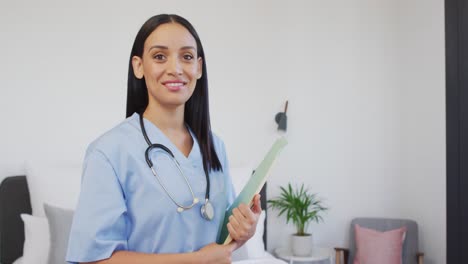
{"left": 217, "top": 137, "right": 288, "bottom": 244}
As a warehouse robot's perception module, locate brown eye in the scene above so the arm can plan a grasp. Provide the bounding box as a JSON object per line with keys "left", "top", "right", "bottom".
{"left": 183, "top": 54, "right": 194, "bottom": 61}
{"left": 153, "top": 54, "right": 166, "bottom": 61}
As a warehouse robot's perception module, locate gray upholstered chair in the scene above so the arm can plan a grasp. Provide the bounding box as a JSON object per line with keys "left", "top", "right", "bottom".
{"left": 334, "top": 218, "right": 424, "bottom": 264}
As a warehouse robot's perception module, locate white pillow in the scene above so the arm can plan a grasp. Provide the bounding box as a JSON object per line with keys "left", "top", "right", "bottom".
{"left": 232, "top": 242, "right": 249, "bottom": 261}
{"left": 25, "top": 160, "right": 82, "bottom": 216}
{"left": 230, "top": 167, "right": 266, "bottom": 260}
{"left": 44, "top": 203, "right": 74, "bottom": 264}
{"left": 20, "top": 214, "right": 50, "bottom": 264}
{"left": 232, "top": 211, "right": 267, "bottom": 261}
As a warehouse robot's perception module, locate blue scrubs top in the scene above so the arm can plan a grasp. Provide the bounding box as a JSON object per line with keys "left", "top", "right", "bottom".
{"left": 66, "top": 113, "right": 235, "bottom": 263}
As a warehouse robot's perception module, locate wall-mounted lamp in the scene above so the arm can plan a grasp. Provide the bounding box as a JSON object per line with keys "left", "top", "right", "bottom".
{"left": 275, "top": 100, "right": 288, "bottom": 132}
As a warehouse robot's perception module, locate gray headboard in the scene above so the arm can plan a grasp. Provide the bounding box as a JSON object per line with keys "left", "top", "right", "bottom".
{"left": 0, "top": 175, "right": 267, "bottom": 264}
{"left": 0, "top": 176, "right": 31, "bottom": 264}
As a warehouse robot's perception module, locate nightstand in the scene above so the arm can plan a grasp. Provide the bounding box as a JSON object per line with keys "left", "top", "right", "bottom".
{"left": 274, "top": 247, "right": 334, "bottom": 264}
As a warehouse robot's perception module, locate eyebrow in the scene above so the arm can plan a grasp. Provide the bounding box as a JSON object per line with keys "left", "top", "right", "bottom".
{"left": 148, "top": 45, "right": 196, "bottom": 52}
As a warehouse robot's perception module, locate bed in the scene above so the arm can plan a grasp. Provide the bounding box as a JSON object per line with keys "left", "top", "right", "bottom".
{"left": 0, "top": 174, "right": 286, "bottom": 264}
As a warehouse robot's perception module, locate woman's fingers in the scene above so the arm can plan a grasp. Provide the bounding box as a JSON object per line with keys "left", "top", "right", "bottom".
{"left": 227, "top": 194, "right": 264, "bottom": 242}
{"left": 252, "top": 194, "right": 262, "bottom": 214}
{"left": 227, "top": 222, "right": 239, "bottom": 240}
{"left": 233, "top": 204, "right": 255, "bottom": 224}
{"left": 198, "top": 243, "right": 235, "bottom": 264}
{"left": 229, "top": 206, "right": 258, "bottom": 240}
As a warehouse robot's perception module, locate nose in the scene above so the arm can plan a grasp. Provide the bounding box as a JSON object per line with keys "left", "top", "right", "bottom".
{"left": 167, "top": 57, "right": 182, "bottom": 76}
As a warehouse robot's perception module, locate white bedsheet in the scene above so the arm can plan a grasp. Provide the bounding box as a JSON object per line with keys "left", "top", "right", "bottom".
{"left": 14, "top": 255, "right": 287, "bottom": 264}
{"left": 13, "top": 252, "right": 287, "bottom": 264}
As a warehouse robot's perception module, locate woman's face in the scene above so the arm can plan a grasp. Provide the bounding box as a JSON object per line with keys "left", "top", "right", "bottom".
{"left": 132, "top": 23, "right": 202, "bottom": 109}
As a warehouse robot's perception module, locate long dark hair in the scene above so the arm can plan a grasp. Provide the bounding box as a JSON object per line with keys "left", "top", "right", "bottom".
{"left": 126, "top": 14, "right": 222, "bottom": 172}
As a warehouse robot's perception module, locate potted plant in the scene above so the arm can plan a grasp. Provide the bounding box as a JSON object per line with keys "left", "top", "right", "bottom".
{"left": 268, "top": 183, "right": 328, "bottom": 256}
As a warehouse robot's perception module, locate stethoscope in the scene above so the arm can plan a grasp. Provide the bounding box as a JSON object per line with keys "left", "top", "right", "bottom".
{"left": 139, "top": 114, "right": 214, "bottom": 221}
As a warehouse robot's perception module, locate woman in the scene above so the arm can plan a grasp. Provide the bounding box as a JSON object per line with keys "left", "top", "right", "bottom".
{"left": 66, "top": 14, "right": 261, "bottom": 264}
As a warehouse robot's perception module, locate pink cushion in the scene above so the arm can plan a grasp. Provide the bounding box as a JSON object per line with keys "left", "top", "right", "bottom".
{"left": 353, "top": 224, "right": 406, "bottom": 264}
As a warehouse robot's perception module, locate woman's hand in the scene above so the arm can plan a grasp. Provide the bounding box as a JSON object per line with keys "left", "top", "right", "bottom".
{"left": 227, "top": 194, "right": 262, "bottom": 245}
{"left": 196, "top": 242, "right": 237, "bottom": 264}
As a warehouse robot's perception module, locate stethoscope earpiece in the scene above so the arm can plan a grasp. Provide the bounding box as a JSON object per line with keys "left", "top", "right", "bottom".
{"left": 139, "top": 114, "right": 213, "bottom": 221}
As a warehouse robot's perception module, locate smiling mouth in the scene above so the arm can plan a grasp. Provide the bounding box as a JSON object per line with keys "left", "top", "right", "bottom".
{"left": 163, "top": 81, "right": 187, "bottom": 91}
{"left": 166, "top": 82, "right": 184, "bottom": 87}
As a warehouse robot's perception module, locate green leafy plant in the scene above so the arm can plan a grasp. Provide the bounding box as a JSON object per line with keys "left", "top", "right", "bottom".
{"left": 268, "top": 183, "right": 328, "bottom": 236}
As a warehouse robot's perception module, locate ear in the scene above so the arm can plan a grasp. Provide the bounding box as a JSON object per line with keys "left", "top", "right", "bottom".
{"left": 132, "top": 56, "right": 144, "bottom": 79}
{"left": 197, "top": 57, "right": 203, "bottom": 79}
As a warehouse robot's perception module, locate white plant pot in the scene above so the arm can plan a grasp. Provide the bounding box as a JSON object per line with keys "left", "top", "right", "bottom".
{"left": 291, "top": 233, "right": 313, "bottom": 256}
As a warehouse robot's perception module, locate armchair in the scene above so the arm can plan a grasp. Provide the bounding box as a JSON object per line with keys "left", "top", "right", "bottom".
{"left": 334, "top": 217, "right": 424, "bottom": 264}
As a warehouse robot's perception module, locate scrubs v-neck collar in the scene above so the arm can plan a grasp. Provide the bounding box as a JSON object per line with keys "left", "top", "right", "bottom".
{"left": 132, "top": 113, "right": 201, "bottom": 166}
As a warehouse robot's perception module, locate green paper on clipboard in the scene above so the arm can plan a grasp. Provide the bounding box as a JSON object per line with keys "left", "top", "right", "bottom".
{"left": 217, "top": 137, "right": 288, "bottom": 245}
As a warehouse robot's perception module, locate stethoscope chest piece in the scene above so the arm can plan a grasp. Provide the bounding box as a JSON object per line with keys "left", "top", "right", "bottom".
{"left": 201, "top": 199, "right": 214, "bottom": 221}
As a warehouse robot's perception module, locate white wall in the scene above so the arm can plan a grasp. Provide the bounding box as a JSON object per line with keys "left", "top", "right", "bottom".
{"left": 0, "top": 1, "right": 445, "bottom": 263}
{"left": 395, "top": 0, "right": 446, "bottom": 263}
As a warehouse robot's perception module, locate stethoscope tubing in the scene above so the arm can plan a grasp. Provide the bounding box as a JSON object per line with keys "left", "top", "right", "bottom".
{"left": 148, "top": 149, "right": 199, "bottom": 211}
{"left": 139, "top": 114, "right": 212, "bottom": 218}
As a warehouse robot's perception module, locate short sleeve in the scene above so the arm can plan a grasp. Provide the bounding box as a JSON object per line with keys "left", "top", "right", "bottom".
{"left": 66, "top": 149, "right": 128, "bottom": 264}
